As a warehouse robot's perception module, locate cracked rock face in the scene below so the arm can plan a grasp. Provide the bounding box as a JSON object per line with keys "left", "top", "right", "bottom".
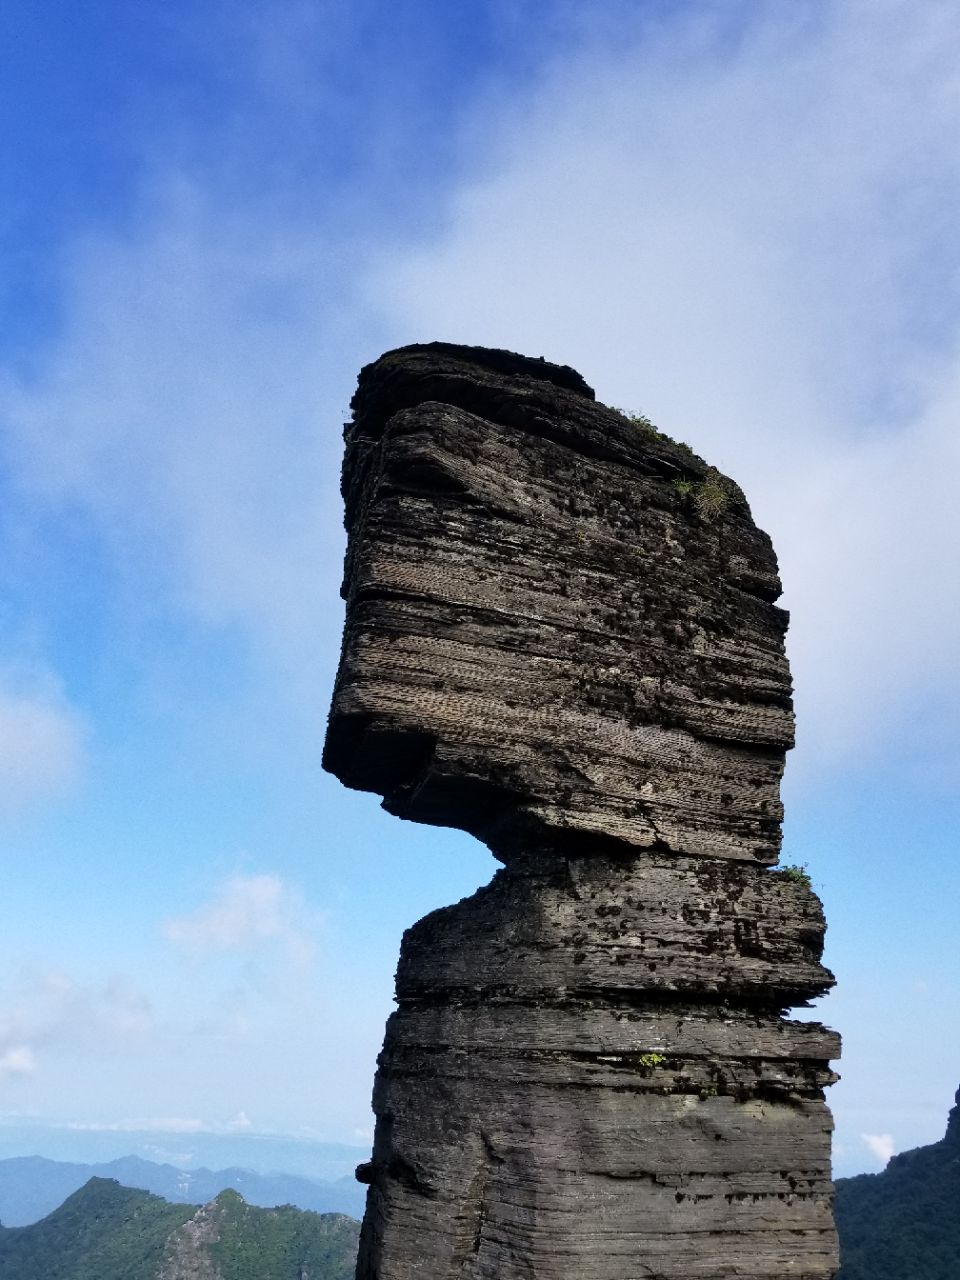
{"left": 325, "top": 343, "right": 840, "bottom": 1280}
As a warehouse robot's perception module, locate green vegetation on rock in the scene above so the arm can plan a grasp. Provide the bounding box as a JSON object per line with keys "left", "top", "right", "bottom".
{"left": 207, "top": 1188, "right": 357, "bottom": 1280}
{"left": 611, "top": 405, "right": 700, "bottom": 462}
{"left": 776, "top": 863, "right": 812, "bottom": 889}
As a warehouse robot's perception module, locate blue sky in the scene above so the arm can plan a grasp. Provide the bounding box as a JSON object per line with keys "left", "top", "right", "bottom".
{"left": 1, "top": 0, "right": 958, "bottom": 1179}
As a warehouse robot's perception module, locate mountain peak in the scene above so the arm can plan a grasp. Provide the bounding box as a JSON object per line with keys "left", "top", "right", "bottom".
{"left": 834, "top": 1087, "right": 960, "bottom": 1278}
{"left": 0, "top": 1175, "right": 359, "bottom": 1278}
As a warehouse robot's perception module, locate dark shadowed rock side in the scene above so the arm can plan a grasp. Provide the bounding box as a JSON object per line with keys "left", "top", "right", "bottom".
{"left": 324, "top": 343, "right": 840, "bottom": 1280}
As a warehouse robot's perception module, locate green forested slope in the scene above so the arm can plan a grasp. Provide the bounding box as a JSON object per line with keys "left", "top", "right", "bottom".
{"left": 0, "top": 1177, "right": 193, "bottom": 1279}
{"left": 0, "top": 1177, "right": 360, "bottom": 1279}
{"left": 835, "top": 1087, "right": 960, "bottom": 1280}
{"left": 207, "top": 1189, "right": 357, "bottom": 1280}
{"left": 17, "top": 1112, "right": 960, "bottom": 1280}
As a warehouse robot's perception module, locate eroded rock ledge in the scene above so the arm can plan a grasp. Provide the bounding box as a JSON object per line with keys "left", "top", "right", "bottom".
{"left": 325, "top": 343, "right": 839, "bottom": 1279}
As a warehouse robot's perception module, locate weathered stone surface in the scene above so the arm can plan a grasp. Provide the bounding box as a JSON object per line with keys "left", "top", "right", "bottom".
{"left": 396, "top": 852, "right": 833, "bottom": 1004}
{"left": 326, "top": 344, "right": 791, "bottom": 865}
{"left": 324, "top": 343, "right": 839, "bottom": 1279}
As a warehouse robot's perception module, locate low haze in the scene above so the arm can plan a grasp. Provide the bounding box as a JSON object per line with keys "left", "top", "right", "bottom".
{"left": 1, "top": 0, "right": 958, "bottom": 1177}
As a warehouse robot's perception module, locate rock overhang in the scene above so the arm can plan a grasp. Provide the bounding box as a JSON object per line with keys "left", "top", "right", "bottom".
{"left": 325, "top": 343, "right": 840, "bottom": 1280}
{"left": 325, "top": 342, "right": 794, "bottom": 865}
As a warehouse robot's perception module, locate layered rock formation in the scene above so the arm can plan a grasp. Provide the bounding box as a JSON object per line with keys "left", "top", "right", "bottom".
{"left": 324, "top": 343, "right": 840, "bottom": 1279}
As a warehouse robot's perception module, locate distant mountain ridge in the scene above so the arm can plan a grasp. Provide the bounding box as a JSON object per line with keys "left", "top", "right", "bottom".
{"left": 0, "top": 1122, "right": 367, "bottom": 1182}
{"left": 834, "top": 1085, "right": 960, "bottom": 1279}
{"left": 4, "top": 1098, "right": 959, "bottom": 1280}
{"left": 0, "top": 1177, "right": 359, "bottom": 1279}
{"left": 0, "top": 1153, "right": 365, "bottom": 1227}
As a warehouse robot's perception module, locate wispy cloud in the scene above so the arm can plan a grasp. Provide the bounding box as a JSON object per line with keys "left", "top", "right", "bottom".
{"left": 163, "top": 873, "right": 313, "bottom": 963}
{"left": 0, "top": 1045, "right": 35, "bottom": 1081}
{"left": 0, "top": 670, "right": 84, "bottom": 816}
{"left": 862, "top": 1132, "right": 896, "bottom": 1164}
{"left": 0, "top": 970, "right": 154, "bottom": 1083}
{"left": 67, "top": 1116, "right": 205, "bottom": 1134}
{"left": 0, "top": 0, "right": 458, "bottom": 712}
{"left": 6, "top": 3, "right": 956, "bottom": 766}
{"left": 372, "top": 0, "right": 960, "bottom": 780}
{"left": 1, "top": 183, "right": 354, "bottom": 688}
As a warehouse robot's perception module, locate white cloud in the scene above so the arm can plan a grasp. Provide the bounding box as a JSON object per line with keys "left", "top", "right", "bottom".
{"left": 0, "top": 674, "right": 84, "bottom": 816}
{"left": 370, "top": 0, "right": 960, "bottom": 780}
{"left": 164, "top": 873, "right": 312, "bottom": 961}
{"left": 0, "top": 971, "right": 154, "bottom": 1049}
{"left": 67, "top": 1116, "right": 204, "bottom": 1133}
{"left": 0, "top": 970, "right": 154, "bottom": 1084}
{"left": 0, "top": 1045, "right": 35, "bottom": 1081}
{"left": 0, "top": 1, "right": 455, "bottom": 714}
{"left": 0, "top": 180, "right": 362, "bottom": 701}
{"left": 862, "top": 1132, "right": 896, "bottom": 1164}
{"left": 1, "top": 3, "right": 955, "bottom": 774}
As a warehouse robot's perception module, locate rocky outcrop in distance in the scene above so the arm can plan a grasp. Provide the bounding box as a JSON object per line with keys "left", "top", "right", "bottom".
{"left": 834, "top": 1086, "right": 960, "bottom": 1280}
{"left": 325, "top": 342, "right": 840, "bottom": 1279}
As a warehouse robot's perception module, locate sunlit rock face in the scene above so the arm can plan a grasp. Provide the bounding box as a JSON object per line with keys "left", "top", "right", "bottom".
{"left": 325, "top": 343, "right": 840, "bottom": 1280}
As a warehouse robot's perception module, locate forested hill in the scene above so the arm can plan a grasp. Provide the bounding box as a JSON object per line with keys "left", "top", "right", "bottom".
{"left": 835, "top": 1086, "right": 960, "bottom": 1279}
{"left": 7, "top": 1100, "right": 959, "bottom": 1280}
{"left": 0, "top": 1177, "right": 360, "bottom": 1279}
{"left": 0, "top": 1152, "right": 365, "bottom": 1226}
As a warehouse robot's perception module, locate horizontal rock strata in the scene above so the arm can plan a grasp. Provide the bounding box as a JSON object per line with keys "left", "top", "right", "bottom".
{"left": 325, "top": 343, "right": 839, "bottom": 1279}
{"left": 326, "top": 345, "right": 791, "bottom": 864}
